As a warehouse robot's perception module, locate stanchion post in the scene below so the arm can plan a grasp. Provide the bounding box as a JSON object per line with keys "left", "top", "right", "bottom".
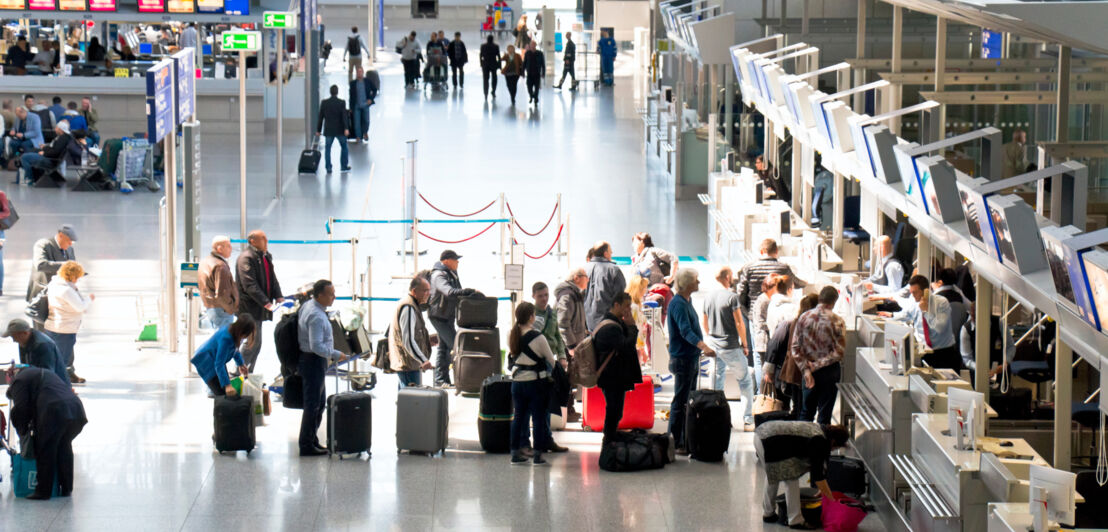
{"left": 565, "top": 214, "right": 572, "bottom": 266}
{"left": 350, "top": 238, "right": 358, "bottom": 300}
{"left": 412, "top": 218, "right": 420, "bottom": 275}
{"left": 238, "top": 50, "right": 247, "bottom": 243}
{"left": 328, "top": 216, "right": 335, "bottom": 281}
{"left": 365, "top": 256, "right": 373, "bottom": 332}
{"left": 555, "top": 193, "right": 563, "bottom": 256}
{"left": 499, "top": 193, "right": 506, "bottom": 267}
{"left": 185, "top": 290, "right": 197, "bottom": 376}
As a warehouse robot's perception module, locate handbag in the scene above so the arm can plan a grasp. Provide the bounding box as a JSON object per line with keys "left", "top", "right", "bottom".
{"left": 25, "top": 289, "right": 49, "bottom": 324}
{"left": 0, "top": 198, "right": 19, "bottom": 230}
{"left": 752, "top": 381, "right": 785, "bottom": 416}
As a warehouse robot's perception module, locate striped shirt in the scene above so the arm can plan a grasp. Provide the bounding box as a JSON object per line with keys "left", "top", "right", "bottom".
{"left": 737, "top": 257, "right": 797, "bottom": 311}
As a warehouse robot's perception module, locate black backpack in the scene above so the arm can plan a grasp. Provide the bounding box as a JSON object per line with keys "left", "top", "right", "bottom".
{"left": 347, "top": 36, "right": 360, "bottom": 55}
{"left": 273, "top": 309, "right": 301, "bottom": 378}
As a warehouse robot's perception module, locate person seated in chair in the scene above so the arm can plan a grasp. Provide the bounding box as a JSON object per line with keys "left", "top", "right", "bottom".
{"left": 18, "top": 121, "right": 73, "bottom": 185}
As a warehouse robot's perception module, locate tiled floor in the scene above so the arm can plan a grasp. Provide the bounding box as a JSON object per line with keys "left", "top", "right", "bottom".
{"left": 0, "top": 16, "right": 885, "bottom": 532}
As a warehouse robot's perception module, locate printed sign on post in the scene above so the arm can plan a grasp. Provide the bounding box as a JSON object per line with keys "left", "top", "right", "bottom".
{"left": 171, "top": 48, "right": 195, "bottom": 124}
{"left": 145, "top": 59, "right": 174, "bottom": 143}
{"left": 504, "top": 264, "right": 524, "bottom": 292}
{"left": 180, "top": 263, "right": 199, "bottom": 287}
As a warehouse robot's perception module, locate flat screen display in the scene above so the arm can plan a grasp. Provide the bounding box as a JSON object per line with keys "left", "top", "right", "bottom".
{"left": 88, "top": 0, "right": 114, "bottom": 10}
{"left": 27, "top": 0, "right": 54, "bottom": 9}
{"left": 137, "top": 0, "right": 163, "bottom": 11}
{"left": 0, "top": 0, "right": 26, "bottom": 8}
{"left": 988, "top": 201, "right": 1019, "bottom": 265}
{"left": 1064, "top": 246, "right": 1099, "bottom": 329}
{"left": 895, "top": 149, "right": 929, "bottom": 215}
{"left": 1044, "top": 236, "right": 1076, "bottom": 305}
{"left": 168, "top": 0, "right": 193, "bottom": 12}
{"left": 958, "top": 186, "right": 984, "bottom": 243}
{"left": 59, "top": 0, "right": 86, "bottom": 10}
{"left": 222, "top": 0, "right": 247, "bottom": 15}
{"left": 916, "top": 157, "right": 945, "bottom": 219}
{"left": 197, "top": 0, "right": 220, "bottom": 12}
{"left": 1082, "top": 251, "right": 1108, "bottom": 332}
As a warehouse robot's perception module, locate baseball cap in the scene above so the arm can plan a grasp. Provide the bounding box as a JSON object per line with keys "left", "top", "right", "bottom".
{"left": 440, "top": 250, "right": 462, "bottom": 261}
{"left": 58, "top": 224, "right": 78, "bottom": 242}
{"left": 1, "top": 319, "right": 31, "bottom": 338}
{"left": 56, "top": 120, "right": 70, "bottom": 134}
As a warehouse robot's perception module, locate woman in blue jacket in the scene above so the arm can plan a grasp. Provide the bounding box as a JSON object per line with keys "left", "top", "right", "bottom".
{"left": 191, "top": 316, "right": 257, "bottom": 396}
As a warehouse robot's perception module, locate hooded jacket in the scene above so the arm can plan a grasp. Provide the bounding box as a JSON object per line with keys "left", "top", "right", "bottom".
{"left": 554, "top": 280, "right": 587, "bottom": 348}
{"left": 583, "top": 257, "right": 626, "bottom": 330}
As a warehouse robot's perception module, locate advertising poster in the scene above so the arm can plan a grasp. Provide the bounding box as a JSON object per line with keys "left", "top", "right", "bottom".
{"left": 0, "top": 0, "right": 27, "bottom": 9}
{"left": 223, "top": 0, "right": 247, "bottom": 15}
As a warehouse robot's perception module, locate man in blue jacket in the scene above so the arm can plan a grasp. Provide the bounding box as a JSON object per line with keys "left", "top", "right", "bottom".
{"left": 666, "top": 268, "right": 715, "bottom": 455}
{"left": 3, "top": 318, "right": 68, "bottom": 384}
{"left": 10, "top": 106, "right": 43, "bottom": 155}
{"left": 597, "top": 30, "right": 617, "bottom": 86}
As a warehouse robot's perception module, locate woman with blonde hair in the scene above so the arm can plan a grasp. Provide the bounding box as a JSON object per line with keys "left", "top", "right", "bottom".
{"left": 44, "top": 261, "right": 94, "bottom": 384}
{"left": 625, "top": 275, "right": 649, "bottom": 364}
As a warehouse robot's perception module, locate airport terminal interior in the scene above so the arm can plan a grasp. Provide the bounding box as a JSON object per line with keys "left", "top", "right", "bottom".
{"left": 0, "top": 0, "right": 1106, "bottom": 530}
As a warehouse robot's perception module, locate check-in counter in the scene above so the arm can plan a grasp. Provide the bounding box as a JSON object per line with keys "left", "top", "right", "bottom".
{"left": 987, "top": 503, "right": 1035, "bottom": 532}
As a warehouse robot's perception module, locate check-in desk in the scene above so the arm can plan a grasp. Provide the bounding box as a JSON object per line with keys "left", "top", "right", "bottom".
{"left": 988, "top": 503, "right": 1036, "bottom": 532}
{"left": 891, "top": 413, "right": 1052, "bottom": 532}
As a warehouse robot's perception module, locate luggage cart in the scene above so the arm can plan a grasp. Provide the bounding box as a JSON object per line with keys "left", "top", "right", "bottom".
{"left": 643, "top": 304, "right": 669, "bottom": 375}
{"left": 118, "top": 137, "right": 161, "bottom": 193}
{"left": 576, "top": 50, "right": 602, "bottom": 90}
{"left": 422, "top": 48, "right": 449, "bottom": 91}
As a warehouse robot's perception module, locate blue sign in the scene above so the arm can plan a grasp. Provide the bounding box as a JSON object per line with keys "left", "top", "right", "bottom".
{"left": 145, "top": 59, "right": 174, "bottom": 143}
{"left": 171, "top": 48, "right": 195, "bottom": 125}
{"left": 982, "top": 29, "right": 1002, "bottom": 60}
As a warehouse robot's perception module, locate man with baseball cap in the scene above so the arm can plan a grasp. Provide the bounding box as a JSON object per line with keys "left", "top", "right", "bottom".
{"left": 2, "top": 318, "right": 69, "bottom": 384}
{"left": 427, "top": 249, "right": 482, "bottom": 388}
{"left": 18, "top": 120, "right": 75, "bottom": 185}
{"left": 27, "top": 225, "right": 77, "bottom": 306}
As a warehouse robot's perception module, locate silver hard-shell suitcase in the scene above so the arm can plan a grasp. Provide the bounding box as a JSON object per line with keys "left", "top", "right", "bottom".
{"left": 396, "top": 386, "right": 449, "bottom": 454}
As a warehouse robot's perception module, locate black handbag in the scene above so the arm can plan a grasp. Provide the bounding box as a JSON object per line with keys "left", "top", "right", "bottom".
{"left": 25, "top": 290, "right": 49, "bottom": 324}
{"left": 0, "top": 198, "right": 18, "bottom": 230}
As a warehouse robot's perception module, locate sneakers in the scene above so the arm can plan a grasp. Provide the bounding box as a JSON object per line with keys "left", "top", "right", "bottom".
{"left": 744, "top": 423, "right": 756, "bottom": 432}
{"left": 299, "top": 446, "right": 328, "bottom": 457}
{"left": 762, "top": 514, "right": 778, "bottom": 523}
{"left": 510, "top": 454, "right": 529, "bottom": 465}
{"left": 674, "top": 447, "right": 690, "bottom": 457}
{"left": 532, "top": 455, "right": 548, "bottom": 466}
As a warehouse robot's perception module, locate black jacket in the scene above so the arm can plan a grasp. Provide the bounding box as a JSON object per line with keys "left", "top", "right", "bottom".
{"left": 428, "top": 261, "right": 475, "bottom": 321}
{"left": 6, "top": 368, "right": 87, "bottom": 455}
{"left": 523, "top": 50, "right": 546, "bottom": 78}
{"left": 594, "top": 312, "right": 642, "bottom": 392}
{"left": 235, "top": 245, "right": 283, "bottom": 322}
{"left": 563, "top": 39, "right": 576, "bottom": 64}
{"left": 41, "top": 132, "right": 72, "bottom": 161}
{"left": 348, "top": 75, "right": 379, "bottom": 110}
{"left": 480, "top": 42, "right": 500, "bottom": 70}
{"left": 446, "top": 40, "right": 468, "bottom": 67}
{"left": 316, "top": 96, "right": 348, "bottom": 137}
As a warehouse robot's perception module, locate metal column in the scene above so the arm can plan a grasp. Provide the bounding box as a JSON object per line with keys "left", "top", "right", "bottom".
{"left": 276, "top": 28, "right": 284, "bottom": 200}
{"left": 853, "top": 0, "right": 867, "bottom": 112}
{"left": 1056, "top": 45, "right": 1071, "bottom": 144}
{"left": 975, "top": 276, "right": 993, "bottom": 393}
{"left": 832, "top": 172, "right": 844, "bottom": 254}
{"left": 164, "top": 122, "right": 178, "bottom": 353}
{"left": 918, "top": 233, "right": 932, "bottom": 277}
{"left": 934, "top": 17, "right": 948, "bottom": 139}
{"left": 724, "top": 65, "right": 734, "bottom": 148}
{"left": 238, "top": 51, "right": 247, "bottom": 240}
{"left": 1054, "top": 333, "right": 1073, "bottom": 470}
{"left": 890, "top": 6, "right": 903, "bottom": 135}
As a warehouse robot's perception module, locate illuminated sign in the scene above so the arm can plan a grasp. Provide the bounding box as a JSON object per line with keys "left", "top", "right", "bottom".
{"left": 138, "top": 0, "right": 163, "bottom": 12}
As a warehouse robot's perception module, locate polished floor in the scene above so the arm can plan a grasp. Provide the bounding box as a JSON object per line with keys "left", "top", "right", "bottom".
{"left": 0, "top": 20, "right": 882, "bottom": 532}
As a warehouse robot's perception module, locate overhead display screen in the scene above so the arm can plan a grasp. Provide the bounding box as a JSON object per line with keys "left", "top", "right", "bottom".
{"left": 28, "top": 0, "right": 55, "bottom": 9}
{"left": 59, "top": 0, "right": 86, "bottom": 10}
{"left": 987, "top": 201, "right": 1018, "bottom": 265}
{"left": 0, "top": 0, "right": 26, "bottom": 8}
{"left": 197, "top": 0, "right": 221, "bottom": 13}
{"left": 168, "top": 0, "right": 193, "bottom": 12}
{"left": 1065, "top": 246, "right": 1100, "bottom": 330}
{"left": 88, "top": 0, "right": 115, "bottom": 10}
{"left": 1082, "top": 250, "right": 1108, "bottom": 332}
{"left": 223, "top": 0, "right": 248, "bottom": 15}
{"left": 1042, "top": 232, "right": 1077, "bottom": 306}
{"left": 138, "top": 0, "right": 164, "bottom": 11}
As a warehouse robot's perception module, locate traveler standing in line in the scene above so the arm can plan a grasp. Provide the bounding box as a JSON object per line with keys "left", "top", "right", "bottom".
{"left": 180, "top": 23, "right": 198, "bottom": 51}
{"left": 593, "top": 293, "right": 640, "bottom": 445}
{"left": 27, "top": 225, "right": 77, "bottom": 325}
{"left": 428, "top": 250, "right": 481, "bottom": 388}
{"left": 399, "top": 31, "right": 423, "bottom": 88}
{"left": 522, "top": 41, "right": 545, "bottom": 106}
{"left": 342, "top": 26, "right": 370, "bottom": 79}
{"left": 190, "top": 316, "right": 255, "bottom": 397}
{"left": 446, "top": 31, "right": 468, "bottom": 90}
{"left": 756, "top": 421, "right": 848, "bottom": 529}
{"left": 791, "top": 286, "right": 845, "bottom": 425}
{"left": 198, "top": 235, "right": 238, "bottom": 330}
{"left": 737, "top": 239, "right": 805, "bottom": 374}
{"left": 666, "top": 268, "right": 715, "bottom": 455}
{"left": 44, "top": 261, "right": 92, "bottom": 385}
{"left": 235, "top": 230, "right": 283, "bottom": 372}
{"left": 531, "top": 281, "right": 569, "bottom": 453}
{"left": 749, "top": 274, "right": 779, "bottom": 387}
{"left": 765, "top": 294, "right": 819, "bottom": 418}
{"left": 702, "top": 266, "right": 754, "bottom": 430}
{"left": 389, "top": 275, "right": 435, "bottom": 388}
{"left": 3, "top": 318, "right": 68, "bottom": 384}
{"left": 630, "top": 232, "right": 678, "bottom": 286}
{"left": 479, "top": 35, "right": 500, "bottom": 99}
{"left": 583, "top": 241, "right": 627, "bottom": 330}
{"left": 507, "top": 302, "right": 557, "bottom": 465}
{"left": 500, "top": 44, "right": 523, "bottom": 106}
{"left": 766, "top": 275, "right": 797, "bottom": 338}
{"left": 6, "top": 367, "right": 87, "bottom": 500}
{"left": 597, "top": 30, "right": 616, "bottom": 86}
{"left": 554, "top": 31, "right": 576, "bottom": 90}
{"left": 348, "top": 67, "right": 375, "bottom": 144}
{"left": 315, "top": 84, "right": 350, "bottom": 174}
{"left": 555, "top": 267, "right": 588, "bottom": 352}
{"left": 297, "top": 280, "right": 349, "bottom": 456}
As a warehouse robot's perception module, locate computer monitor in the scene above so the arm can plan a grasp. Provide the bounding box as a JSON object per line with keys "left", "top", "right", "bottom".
{"left": 849, "top": 116, "right": 874, "bottom": 179}
{"left": 1041, "top": 225, "right": 1083, "bottom": 312}
{"left": 986, "top": 195, "right": 1048, "bottom": 274}
{"left": 1063, "top": 243, "right": 1101, "bottom": 330}
{"left": 823, "top": 102, "right": 855, "bottom": 152}
{"left": 884, "top": 320, "right": 913, "bottom": 375}
{"left": 948, "top": 387, "right": 986, "bottom": 441}
{"left": 1081, "top": 249, "right": 1108, "bottom": 332}
{"left": 955, "top": 175, "right": 993, "bottom": 251}
{"left": 914, "top": 155, "right": 964, "bottom": 223}
{"left": 1029, "top": 465, "right": 1077, "bottom": 528}
{"left": 863, "top": 124, "right": 900, "bottom": 185}
{"left": 138, "top": 43, "right": 153, "bottom": 55}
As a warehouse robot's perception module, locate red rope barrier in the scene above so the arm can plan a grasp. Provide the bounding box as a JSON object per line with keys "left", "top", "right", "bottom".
{"left": 418, "top": 222, "right": 497, "bottom": 244}
{"left": 514, "top": 224, "right": 564, "bottom": 260}
{"left": 418, "top": 193, "right": 497, "bottom": 218}
{"left": 505, "top": 200, "right": 559, "bottom": 236}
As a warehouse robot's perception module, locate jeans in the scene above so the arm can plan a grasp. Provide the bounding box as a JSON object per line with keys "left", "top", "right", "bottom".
{"left": 557, "top": 62, "right": 575, "bottom": 87}
{"left": 428, "top": 317, "right": 456, "bottom": 386}
{"left": 205, "top": 376, "right": 227, "bottom": 396}
{"left": 711, "top": 346, "right": 755, "bottom": 424}
{"left": 451, "top": 66, "right": 464, "bottom": 87}
{"left": 45, "top": 331, "right": 77, "bottom": 372}
{"left": 19, "top": 152, "right": 50, "bottom": 182}
{"left": 526, "top": 75, "right": 540, "bottom": 102}
{"left": 0, "top": 229, "right": 6, "bottom": 293}
{"left": 298, "top": 353, "right": 328, "bottom": 451}
{"left": 86, "top": 131, "right": 100, "bottom": 148}
{"left": 600, "top": 57, "right": 614, "bottom": 85}
{"left": 510, "top": 380, "right": 551, "bottom": 452}
{"left": 14, "top": 138, "right": 36, "bottom": 154}
{"left": 351, "top": 107, "right": 369, "bottom": 139}
{"left": 505, "top": 75, "right": 520, "bottom": 103}
{"left": 801, "top": 362, "right": 841, "bottom": 425}
{"left": 667, "top": 355, "right": 700, "bottom": 448}
{"left": 240, "top": 328, "right": 262, "bottom": 372}
{"left": 397, "top": 370, "right": 422, "bottom": 388}
{"left": 402, "top": 59, "right": 419, "bottom": 85}
{"left": 323, "top": 135, "right": 349, "bottom": 171}
{"left": 600, "top": 385, "right": 625, "bottom": 444}
{"left": 201, "top": 307, "right": 235, "bottom": 330}
{"left": 482, "top": 67, "right": 498, "bottom": 96}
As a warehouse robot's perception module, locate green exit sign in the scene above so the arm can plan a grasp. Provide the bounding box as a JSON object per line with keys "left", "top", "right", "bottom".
{"left": 263, "top": 11, "right": 297, "bottom": 29}
{"left": 220, "top": 31, "right": 262, "bottom": 52}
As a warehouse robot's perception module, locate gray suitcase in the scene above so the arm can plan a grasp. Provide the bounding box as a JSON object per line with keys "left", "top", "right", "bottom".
{"left": 396, "top": 386, "right": 449, "bottom": 454}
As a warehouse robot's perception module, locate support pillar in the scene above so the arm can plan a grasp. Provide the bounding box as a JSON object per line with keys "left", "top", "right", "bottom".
{"left": 934, "top": 17, "right": 948, "bottom": 139}
{"left": 918, "top": 233, "right": 932, "bottom": 278}
{"left": 890, "top": 6, "right": 903, "bottom": 135}
{"left": 1056, "top": 45, "right": 1071, "bottom": 144}
{"left": 853, "top": 0, "right": 867, "bottom": 112}
{"left": 975, "top": 275, "right": 993, "bottom": 394}
{"left": 1053, "top": 332, "right": 1073, "bottom": 470}
{"left": 832, "top": 171, "right": 844, "bottom": 254}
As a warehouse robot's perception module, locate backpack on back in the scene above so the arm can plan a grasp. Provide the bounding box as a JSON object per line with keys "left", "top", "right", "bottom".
{"left": 568, "top": 319, "right": 619, "bottom": 388}
{"left": 347, "top": 36, "right": 361, "bottom": 55}
{"left": 274, "top": 309, "right": 301, "bottom": 378}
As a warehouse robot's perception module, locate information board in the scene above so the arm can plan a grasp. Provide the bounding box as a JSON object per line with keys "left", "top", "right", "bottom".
{"left": 145, "top": 59, "right": 174, "bottom": 143}
{"left": 0, "top": 0, "right": 26, "bottom": 8}
{"left": 196, "top": 0, "right": 220, "bottom": 13}
{"left": 168, "top": 0, "right": 193, "bottom": 12}
{"left": 223, "top": 0, "right": 247, "bottom": 15}
{"left": 88, "top": 0, "right": 113, "bottom": 9}
{"left": 171, "top": 48, "right": 195, "bottom": 124}
{"left": 137, "top": 0, "right": 163, "bottom": 12}
{"left": 58, "top": 0, "right": 86, "bottom": 10}
{"left": 28, "top": 0, "right": 55, "bottom": 10}
{"left": 220, "top": 31, "right": 261, "bottom": 51}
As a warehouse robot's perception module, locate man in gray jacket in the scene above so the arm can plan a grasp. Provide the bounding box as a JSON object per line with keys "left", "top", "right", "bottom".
{"left": 583, "top": 241, "right": 626, "bottom": 330}
{"left": 427, "top": 250, "right": 480, "bottom": 387}
{"left": 27, "top": 225, "right": 77, "bottom": 302}
{"left": 555, "top": 267, "right": 588, "bottom": 350}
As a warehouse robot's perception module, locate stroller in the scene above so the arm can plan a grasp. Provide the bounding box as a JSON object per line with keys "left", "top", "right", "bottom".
{"left": 422, "top": 48, "right": 449, "bottom": 91}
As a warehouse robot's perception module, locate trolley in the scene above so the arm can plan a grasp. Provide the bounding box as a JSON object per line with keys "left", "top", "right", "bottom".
{"left": 642, "top": 303, "right": 669, "bottom": 375}
{"left": 422, "top": 48, "right": 449, "bottom": 91}
{"left": 118, "top": 137, "right": 161, "bottom": 193}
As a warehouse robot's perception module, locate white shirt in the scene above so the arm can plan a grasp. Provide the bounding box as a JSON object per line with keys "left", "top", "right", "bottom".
{"left": 44, "top": 276, "right": 92, "bottom": 334}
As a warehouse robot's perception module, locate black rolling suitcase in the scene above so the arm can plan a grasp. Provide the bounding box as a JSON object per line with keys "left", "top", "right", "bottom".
{"left": 478, "top": 374, "right": 513, "bottom": 453}
{"left": 825, "top": 455, "right": 868, "bottom": 497}
{"left": 327, "top": 361, "right": 372, "bottom": 457}
{"left": 686, "top": 358, "right": 731, "bottom": 462}
{"left": 456, "top": 296, "right": 498, "bottom": 328}
{"left": 214, "top": 395, "right": 256, "bottom": 453}
{"left": 298, "top": 141, "right": 321, "bottom": 173}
